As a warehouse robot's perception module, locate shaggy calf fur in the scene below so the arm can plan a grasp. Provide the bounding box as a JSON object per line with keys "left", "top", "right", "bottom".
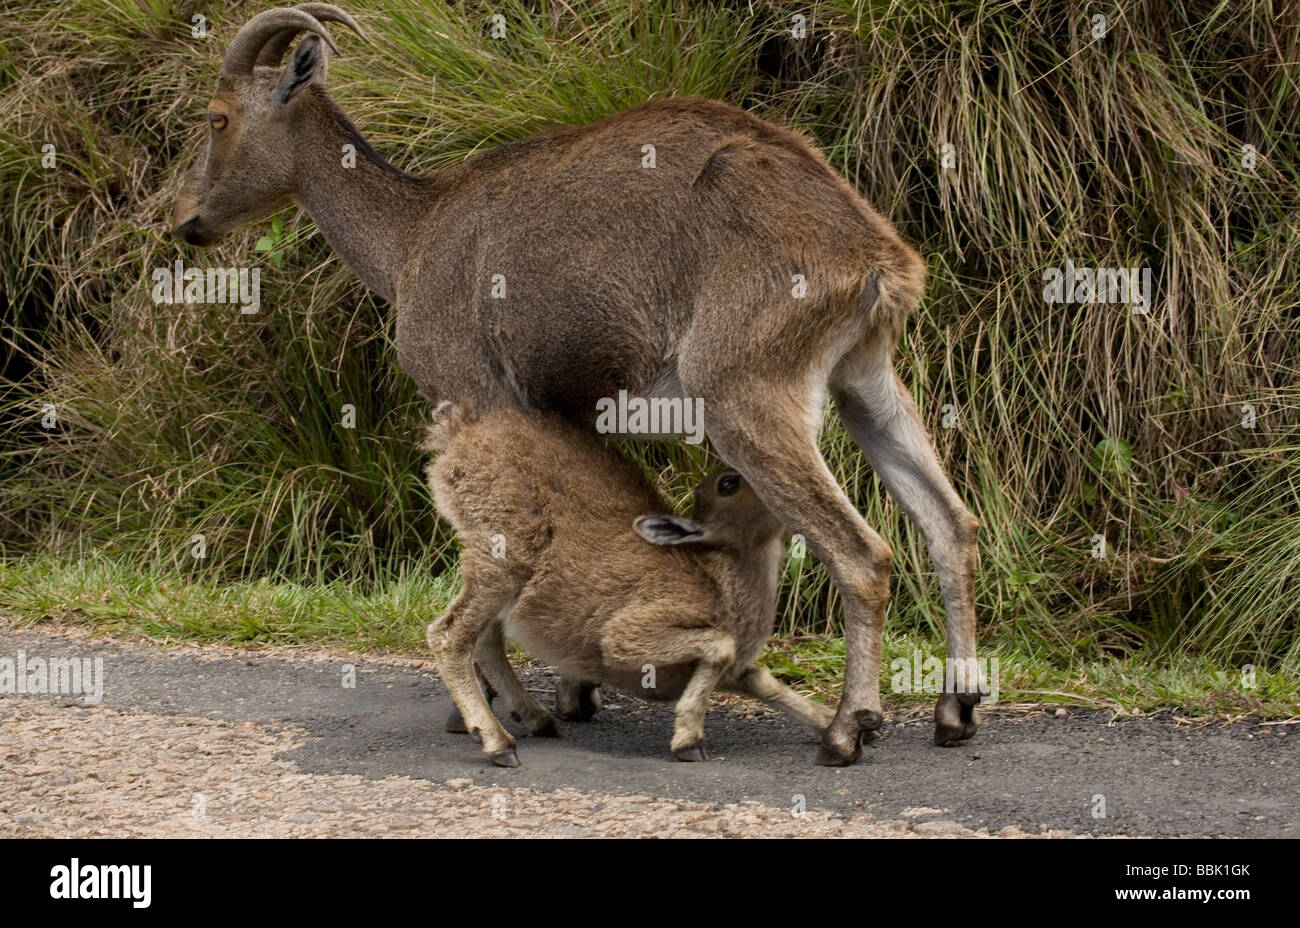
{"left": 423, "top": 402, "right": 855, "bottom": 766}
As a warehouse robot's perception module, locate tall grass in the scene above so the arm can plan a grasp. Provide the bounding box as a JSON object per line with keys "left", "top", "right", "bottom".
{"left": 1, "top": 1, "right": 1297, "bottom": 671}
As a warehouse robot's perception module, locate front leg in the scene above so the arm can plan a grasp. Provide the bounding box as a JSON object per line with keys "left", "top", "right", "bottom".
{"left": 601, "top": 608, "right": 736, "bottom": 762}
{"left": 669, "top": 633, "right": 737, "bottom": 762}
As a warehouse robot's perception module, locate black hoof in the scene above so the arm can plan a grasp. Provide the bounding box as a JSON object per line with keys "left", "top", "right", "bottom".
{"left": 445, "top": 707, "right": 468, "bottom": 734}
{"left": 532, "top": 717, "right": 560, "bottom": 738}
{"left": 673, "top": 742, "right": 709, "bottom": 762}
{"left": 934, "top": 693, "right": 978, "bottom": 746}
{"left": 490, "top": 746, "right": 519, "bottom": 767}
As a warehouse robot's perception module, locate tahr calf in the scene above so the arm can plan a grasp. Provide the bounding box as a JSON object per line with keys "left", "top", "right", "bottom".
{"left": 423, "top": 402, "right": 865, "bottom": 766}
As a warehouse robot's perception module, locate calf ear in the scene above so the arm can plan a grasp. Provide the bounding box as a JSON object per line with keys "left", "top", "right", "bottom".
{"left": 275, "top": 35, "right": 328, "bottom": 105}
{"left": 634, "top": 515, "right": 708, "bottom": 546}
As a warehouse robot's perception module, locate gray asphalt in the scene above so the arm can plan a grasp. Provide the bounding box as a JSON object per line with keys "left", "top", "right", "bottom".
{"left": 3, "top": 627, "right": 1295, "bottom": 836}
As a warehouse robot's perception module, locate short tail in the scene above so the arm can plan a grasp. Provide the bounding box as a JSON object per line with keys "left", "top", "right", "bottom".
{"left": 420, "top": 399, "right": 476, "bottom": 454}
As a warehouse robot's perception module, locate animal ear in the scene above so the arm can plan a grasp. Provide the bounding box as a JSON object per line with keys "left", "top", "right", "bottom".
{"left": 634, "top": 515, "right": 708, "bottom": 546}
{"left": 274, "top": 34, "right": 328, "bottom": 105}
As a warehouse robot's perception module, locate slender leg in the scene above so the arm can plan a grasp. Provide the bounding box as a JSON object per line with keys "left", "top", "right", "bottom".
{"left": 680, "top": 369, "right": 892, "bottom": 766}
{"left": 427, "top": 576, "right": 521, "bottom": 766}
{"left": 669, "top": 639, "right": 736, "bottom": 761}
{"left": 724, "top": 665, "right": 843, "bottom": 735}
{"left": 444, "top": 664, "right": 496, "bottom": 734}
{"left": 833, "top": 341, "right": 982, "bottom": 745}
{"left": 600, "top": 607, "right": 736, "bottom": 762}
{"left": 472, "top": 621, "right": 559, "bottom": 737}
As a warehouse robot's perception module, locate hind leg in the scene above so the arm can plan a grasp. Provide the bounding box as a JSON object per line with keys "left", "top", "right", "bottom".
{"left": 680, "top": 365, "right": 891, "bottom": 766}
{"left": 444, "top": 662, "right": 496, "bottom": 735}
{"left": 427, "top": 570, "right": 522, "bottom": 766}
{"left": 472, "top": 621, "right": 559, "bottom": 737}
{"left": 833, "top": 338, "right": 982, "bottom": 745}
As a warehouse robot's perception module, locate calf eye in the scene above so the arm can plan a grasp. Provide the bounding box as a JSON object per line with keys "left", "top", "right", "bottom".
{"left": 208, "top": 113, "right": 228, "bottom": 131}
{"left": 717, "top": 474, "right": 741, "bottom": 496}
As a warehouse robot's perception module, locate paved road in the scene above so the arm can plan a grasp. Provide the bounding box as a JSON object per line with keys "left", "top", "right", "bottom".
{"left": 1, "top": 627, "right": 1294, "bottom": 836}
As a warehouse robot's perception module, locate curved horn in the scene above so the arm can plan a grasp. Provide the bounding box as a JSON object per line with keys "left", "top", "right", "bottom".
{"left": 220, "top": 8, "right": 339, "bottom": 78}
{"left": 255, "top": 4, "right": 366, "bottom": 68}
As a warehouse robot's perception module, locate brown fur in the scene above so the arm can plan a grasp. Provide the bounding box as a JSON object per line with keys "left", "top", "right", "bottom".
{"left": 171, "top": 6, "right": 982, "bottom": 764}
{"left": 423, "top": 402, "right": 835, "bottom": 764}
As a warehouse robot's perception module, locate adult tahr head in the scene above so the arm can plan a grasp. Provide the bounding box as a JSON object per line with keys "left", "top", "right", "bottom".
{"left": 170, "top": 4, "right": 364, "bottom": 246}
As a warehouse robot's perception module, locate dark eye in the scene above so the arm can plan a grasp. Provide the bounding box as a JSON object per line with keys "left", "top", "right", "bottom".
{"left": 717, "top": 474, "right": 741, "bottom": 496}
{"left": 208, "top": 112, "right": 228, "bottom": 131}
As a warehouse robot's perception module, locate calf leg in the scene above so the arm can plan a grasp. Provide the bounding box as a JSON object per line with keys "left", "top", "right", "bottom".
{"left": 444, "top": 664, "right": 495, "bottom": 734}
{"left": 833, "top": 340, "right": 982, "bottom": 745}
{"left": 472, "top": 621, "right": 559, "bottom": 737}
{"left": 601, "top": 608, "right": 736, "bottom": 762}
{"left": 554, "top": 678, "right": 603, "bottom": 721}
{"left": 724, "top": 665, "right": 841, "bottom": 735}
{"left": 427, "top": 576, "right": 521, "bottom": 767}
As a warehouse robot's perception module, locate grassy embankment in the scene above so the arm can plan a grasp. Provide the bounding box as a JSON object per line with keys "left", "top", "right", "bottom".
{"left": 1, "top": 2, "right": 1296, "bottom": 717}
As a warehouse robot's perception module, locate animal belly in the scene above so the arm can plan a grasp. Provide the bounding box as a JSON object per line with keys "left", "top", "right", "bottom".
{"left": 500, "top": 616, "right": 604, "bottom": 682}
{"left": 502, "top": 615, "right": 697, "bottom": 701}
{"left": 601, "top": 664, "right": 694, "bottom": 702}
